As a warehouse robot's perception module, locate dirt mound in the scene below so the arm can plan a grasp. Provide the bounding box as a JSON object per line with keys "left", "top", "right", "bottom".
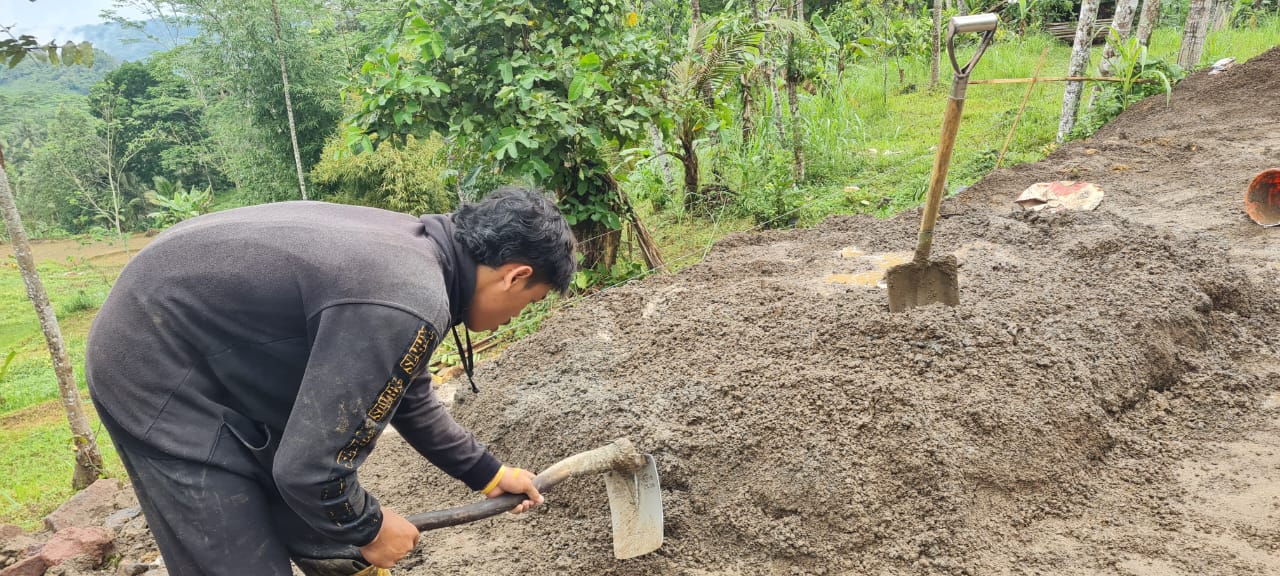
{"left": 359, "top": 47, "right": 1280, "bottom": 575}
{"left": 966, "top": 45, "right": 1280, "bottom": 271}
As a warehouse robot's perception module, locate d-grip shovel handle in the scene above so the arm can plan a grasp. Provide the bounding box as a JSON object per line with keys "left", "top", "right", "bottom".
{"left": 914, "top": 14, "right": 998, "bottom": 264}
{"left": 405, "top": 438, "right": 647, "bottom": 532}
{"left": 947, "top": 14, "right": 998, "bottom": 99}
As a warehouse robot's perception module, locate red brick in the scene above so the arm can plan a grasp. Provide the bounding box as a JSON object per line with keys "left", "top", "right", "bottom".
{"left": 39, "top": 528, "right": 112, "bottom": 568}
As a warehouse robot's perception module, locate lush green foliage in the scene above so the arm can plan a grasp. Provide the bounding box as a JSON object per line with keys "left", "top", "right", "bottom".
{"left": 1073, "top": 31, "right": 1184, "bottom": 139}
{"left": 169, "top": 0, "right": 346, "bottom": 201}
{"left": 311, "top": 134, "right": 455, "bottom": 215}
{"left": 144, "top": 176, "right": 213, "bottom": 227}
{"left": 345, "top": 0, "right": 671, "bottom": 264}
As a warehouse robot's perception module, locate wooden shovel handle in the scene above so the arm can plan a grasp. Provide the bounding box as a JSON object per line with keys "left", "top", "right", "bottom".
{"left": 915, "top": 15, "right": 996, "bottom": 263}
{"left": 405, "top": 438, "right": 646, "bottom": 532}
{"left": 914, "top": 96, "right": 966, "bottom": 263}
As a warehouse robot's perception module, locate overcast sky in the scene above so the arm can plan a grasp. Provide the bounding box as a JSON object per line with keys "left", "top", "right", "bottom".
{"left": 1, "top": 0, "right": 145, "bottom": 42}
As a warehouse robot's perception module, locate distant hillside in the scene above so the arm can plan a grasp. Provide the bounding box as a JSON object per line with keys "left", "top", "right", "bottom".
{"left": 0, "top": 49, "right": 117, "bottom": 95}
{"left": 70, "top": 19, "right": 195, "bottom": 63}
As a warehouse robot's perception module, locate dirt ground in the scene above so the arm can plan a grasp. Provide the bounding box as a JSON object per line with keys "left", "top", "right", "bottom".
{"left": 360, "top": 47, "right": 1280, "bottom": 575}
{"left": 69, "top": 48, "right": 1280, "bottom": 575}
{"left": 1, "top": 234, "right": 154, "bottom": 267}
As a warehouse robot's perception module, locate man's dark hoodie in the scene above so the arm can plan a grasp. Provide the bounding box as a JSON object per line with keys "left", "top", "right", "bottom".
{"left": 86, "top": 201, "right": 501, "bottom": 547}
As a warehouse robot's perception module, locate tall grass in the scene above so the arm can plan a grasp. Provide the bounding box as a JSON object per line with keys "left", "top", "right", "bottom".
{"left": 795, "top": 32, "right": 1072, "bottom": 217}
{"left": 791, "top": 21, "right": 1279, "bottom": 217}
{"left": 1149, "top": 15, "right": 1280, "bottom": 68}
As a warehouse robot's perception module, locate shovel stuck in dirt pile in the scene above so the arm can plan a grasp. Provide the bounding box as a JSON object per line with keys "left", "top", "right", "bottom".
{"left": 407, "top": 438, "right": 662, "bottom": 559}
{"left": 886, "top": 14, "right": 997, "bottom": 312}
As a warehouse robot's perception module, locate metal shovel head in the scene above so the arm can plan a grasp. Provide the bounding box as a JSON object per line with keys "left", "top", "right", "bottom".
{"left": 603, "top": 454, "right": 663, "bottom": 560}
{"left": 885, "top": 255, "right": 960, "bottom": 312}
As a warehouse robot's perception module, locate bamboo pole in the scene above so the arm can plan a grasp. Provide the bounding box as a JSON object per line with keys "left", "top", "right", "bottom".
{"left": 996, "top": 47, "right": 1049, "bottom": 170}
{"left": 970, "top": 76, "right": 1156, "bottom": 84}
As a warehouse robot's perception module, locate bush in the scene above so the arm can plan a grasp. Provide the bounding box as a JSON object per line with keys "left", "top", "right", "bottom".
{"left": 311, "top": 134, "right": 455, "bottom": 215}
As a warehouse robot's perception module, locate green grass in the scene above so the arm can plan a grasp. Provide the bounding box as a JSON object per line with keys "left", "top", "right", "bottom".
{"left": 692, "top": 21, "right": 1280, "bottom": 224}
{"left": 0, "top": 398, "right": 124, "bottom": 530}
{"left": 1149, "top": 15, "right": 1280, "bottom": 67}
{"left": 0, "top": 254, "right": 125, "bottom": 528}
{"left": 1, "top": 259, "right": 113, "bottom": 414}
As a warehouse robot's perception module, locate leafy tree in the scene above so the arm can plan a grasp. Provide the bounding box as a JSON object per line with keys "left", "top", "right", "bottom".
{"left": 20, "top": 106, "right": 148, "bottom": 234}
{"left": 664, "top": 15, "right": 768, "bottom": 210}
{"left": 134, "top": 0, "right": 345, "bottom": 201}
{"left": 346, "top": 0, "right": 668, "bottom": 269}
{"left": 89, "top": 60, "right": 226, "bottom": 193}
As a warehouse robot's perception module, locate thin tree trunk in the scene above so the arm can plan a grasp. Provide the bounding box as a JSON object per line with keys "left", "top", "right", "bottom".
{"left": 272, "top": 0, "right": 308, "bottom": 201}
{"left": 1209, "top": 0, "right": 1231, "bottom": 31}
{"left": 786, "top": 0, "right": 805, "bottom": 183}
{"left": 1098, "top": 0, "right": 1140, "bottom": 76}
{"left": 786, "top": 76, "right": 804, "bottom": 182}
{"left": 680, "top": 125, "right": 700, "bottom": 210}
{"left": 647, "top": 123, "right": 675, "bottom": 197}
{"left": 1057, "top": 0, "right": 1102, "bottom": 142}
{"left": 742, "top": 0, "right": 760, "bottom": 143}
{"left": 691, "top": 0, "right": 701, "bottom": 25}
{"left": 930, "top": 0, "right": 942, "bottom": 90}
{"left": 1089, "top": 0, "right": 1140, "bottom": 108}
{"left": 1135, "top": 0, "right": 1161, "bottom": 47}
{"left": 957, "top": 0, "right": 969, "bottom": 16}
{"left": 1179, "top": 0, "right": 1212, "bottom": 70}
{"left": 0, "top": 146, "right": 104, "bottom": 491}
{"left": 741, "top": 75, "right": 755, "bottom": 143}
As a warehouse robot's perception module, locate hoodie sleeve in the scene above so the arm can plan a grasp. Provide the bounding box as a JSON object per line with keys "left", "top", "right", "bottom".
{"left": 271, "top": 303, "right": 441, "bottom": 546}
{"left": 391, "top": 372, "right": 501, "bottom": 490}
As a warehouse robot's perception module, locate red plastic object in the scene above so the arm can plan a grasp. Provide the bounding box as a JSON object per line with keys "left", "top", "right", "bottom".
{"left": 1246, "top": 169, "right": 1280, "bottom": 227}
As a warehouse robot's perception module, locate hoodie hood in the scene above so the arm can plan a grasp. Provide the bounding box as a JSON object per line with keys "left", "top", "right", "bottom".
{"left": 420, "top": 214, "right": 477, "bottom": 328}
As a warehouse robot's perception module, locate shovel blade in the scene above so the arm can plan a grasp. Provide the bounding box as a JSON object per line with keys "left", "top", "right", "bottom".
{"left": 603, "top": 454, "right": 663, "bottom": 560}
{"left": 885, "top": 256, "right": 960, "bottom": 312}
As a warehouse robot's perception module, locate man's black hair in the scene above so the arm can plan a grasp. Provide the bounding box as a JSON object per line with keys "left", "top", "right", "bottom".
{"left": 452, "top": 186, "right": 577, "bottom": 294}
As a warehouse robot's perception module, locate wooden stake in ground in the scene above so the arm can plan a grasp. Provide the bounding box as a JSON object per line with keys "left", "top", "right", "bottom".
{"left": 0, "top": 145, "right": 105, "bottom": 491}
{"left": 996, "top": 47, "right": 1049, "bottom": 170}
{"left": 1179, "top": 0, "right": 1212, "bottom": 70}
{"left": 1057, "top": 0, "right": 1101, "bottom": 142}
{"left": 1135, "top": 0, "right": 1161, "bottom": 47}
{"left": 272, "top": 0, "right": 308, "bottom": 201}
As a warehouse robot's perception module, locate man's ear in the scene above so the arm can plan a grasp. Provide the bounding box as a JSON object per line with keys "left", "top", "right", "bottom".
{"left": 502, "top": 264, "right": 535, "bottom": 289}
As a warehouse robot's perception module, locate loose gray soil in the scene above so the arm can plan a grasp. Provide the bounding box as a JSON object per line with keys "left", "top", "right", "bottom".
{"left": 100, "top": 47, "right": 1280, "bottom": 575}
{"left": 369, "top": 47, "right": 1280, "bottom": 575}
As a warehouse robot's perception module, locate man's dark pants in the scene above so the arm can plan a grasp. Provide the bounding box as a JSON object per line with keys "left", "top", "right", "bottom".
{"left": 95, "top": 402, "right": 366, "bottom": 576}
